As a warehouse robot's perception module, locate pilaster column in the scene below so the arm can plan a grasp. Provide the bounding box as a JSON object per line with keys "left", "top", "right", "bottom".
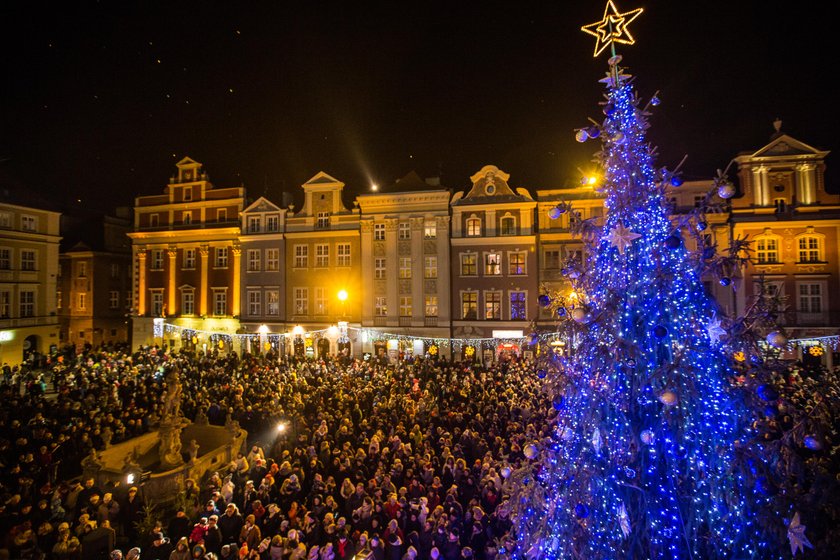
{"left": 199, "top": 245, "right": 209, "bottom": 316}
{"left": 137, "top": 249, "right": 147, "bottom": 315}
{"left": 231, "top": 245, "right": 242, "bottom": 316}
{"left": 167, "top": 247, "right": 177, "bottom": 315}
{"left": 385, "top": 219, "right": 399, "bottom": 319}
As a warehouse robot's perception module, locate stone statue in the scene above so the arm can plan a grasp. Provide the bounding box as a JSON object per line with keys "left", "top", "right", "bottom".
{"left": 158, "top": 366, "right": 187, "bottom": 470}
{"left": 82, "top": 449, "right": 104, "bottom": 471}
{"left": 194, "top": 409, "right": 209, "bottom": 426}
{"left": 162, "top": 368, "right": 182, "bottom": 419}
{"left": 187, "top": 439, "right": 200, "bottom": 463}
{"left": 101, "top": 426, "right": 113, "bottom": 449}
{"left": 123, "top": 446, "right": 141, "bottom": 473}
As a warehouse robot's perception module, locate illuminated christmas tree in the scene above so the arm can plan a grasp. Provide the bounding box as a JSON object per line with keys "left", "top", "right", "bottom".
{"left": 503, "top": 2, "right": 782, "bottom": 558}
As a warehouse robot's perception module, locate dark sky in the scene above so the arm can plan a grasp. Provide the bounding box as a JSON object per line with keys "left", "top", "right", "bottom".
{"left": 1, "top": 1, "right": 835, "bottom": 214}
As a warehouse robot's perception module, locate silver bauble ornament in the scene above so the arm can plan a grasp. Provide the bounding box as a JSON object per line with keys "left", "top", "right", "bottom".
{"left": 717, "top": 183, "right": 735, "bottom": 199}
{"left": 524, "top": 443, "right": 539, "bottom": 459}
{"left": 575, "top": 129, "right": 589, "bottom": 143}
{"left": 766, "top": 331, "right": 787, "bottom": 348}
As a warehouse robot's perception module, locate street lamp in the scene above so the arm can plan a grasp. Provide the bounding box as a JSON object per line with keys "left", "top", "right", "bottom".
{"left": 337, "top": 289, "right": 348, "bottom": 319}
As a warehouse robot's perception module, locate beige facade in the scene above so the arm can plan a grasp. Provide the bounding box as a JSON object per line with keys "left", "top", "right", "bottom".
{"left": 0, "top": 202, "right": 61, "bottom": 366}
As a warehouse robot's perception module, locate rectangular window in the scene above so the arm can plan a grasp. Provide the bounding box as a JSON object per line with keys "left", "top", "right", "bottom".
{"left": 110, "top": 263, "right": 119, "bottom": 278}
{"left": 183, "top": 186, "right": 192, "bottom": 201}
{"left": 798, "top": 237, "right": 821, "bottom": 263}
{"left": 150, "top": 291, "right": 163, "bottom": 316}
{"left": 400, "top": 257, "right": 412, "bottom": 279}
{"left": 294, "top": 287, "right": 309, "bottom": 315}
{"left": 375, "top": 258, "right": 386, "bottom": 279}
{"left": 265, "top": 248, "right": 280, "bottom": 271}
{"left": 798, "top": 283, "right": 823, "bottom": 313}
{"left": 509, "top": 251, "right": 526, "bottom": 275}
{"left": 0, "top": 290, "right": 11, "bottom": 316}
{"left": 500, "top": 217, "right": 516, "bottom": 236}
{"left": 182, "top": 211, "right": 192, "bottom": 225}
{"left": 248, "top": 216, "right": 261, "bottom": 233}
{"left": 484, "top": 252, "right": 501, "bottom": 276}
{"left": 374, "top": 223, "right": 385, "bottom": 241}
{"left": 314, "top": 287, "right": 328, "bottom": 315}
{"left": 109, "top": 290, "right": 120, "bottom": 309}
{"left": 266, "top": 215, "right": 279, "bottom": 232}
{"left": 266, "top": 290, "right": 280, "bottom": 315}
{"left": 20, "top": 290, "right": 35, "bottom": 317}
{"left": 316, "top": 212, "right": 330, "bottom": 229}
{"left": 485, "top": 291, "right": 502, "bottom": 320}
{"left": 544, "top": 250, "right": 561, "bottom": 270}
{"left": 461, "top": 253, "right": 477, "bottom": 276}
{"left": 424, "top": 221, "right": 437, "bottom": 239}
{"left": 21, "top": 215, "right": 37, "bottom": 232}
{"left": 21, "top": 250, "right": 36, "bottom": 271}
{"left": 215, "top": 247, "right": 228, "bottom": 268}
{"left": 315, "top": 244, "right": 329, "bottom": 268}
{"left": 150, "top": 213, "right": 160, "bottom": 227}
{"left": 77, "top": 261, "right": 87, "bottom": 278}
{"left": 0, "top": 248, "right": 9, "bottom": 269}
{"left": 337, "top": 243, "right": 351, "bottom": 267}
{"left": 756, "top": 238, "right": 779, "bottom": 264}
{"left": 213, "top": 290, "right": 227, "bottom": 316}
{"left": 424, "top": 295, "right": 438, "bottom": 317}
{"left": 248, "top": 291, "right": 261, "bottom": 316}
{"left": 400, "top": 296, "right": 412, "bottom": 317}
{"left": 424, "top": 256, "right": 437, "bottom": 279}
{"left": 217, "top": 208, "right": 227, "bottom": 222}
{"left": 294, "top": 245, "right": 309, "bottom": 268}
{"left": 510, "top": 291, "right": 526, "bottom": 320}
{"left": 399, "top": 222, "right": 411, "bottom": 240}
{"left": 77, "top": 293, "right": 87, "bottom": 311}
{"left": 183, "top": 248, "right": 196, "bottom": 269}
{"left": 56, "top": 290, "right": 62, "bottom": 310}
{"left": 247, "top": 249, "right": 261, "bottom": 272}
{"left": 182, "top": 290, "right": 195, "bottom": 315}
{"left": 151, "top": 249, "right": 164, "bottom": 270}
{"left": 0, "top": 212, "right": 10, "bottom": 228}
{"left": 375, "top": 297, "right": 387, "bottom": 316}
{"left": 467, "top": 218, "right": 481, "bottom": 237}
{"left": 461, "top": 292, "right": 478, "bottom": 320}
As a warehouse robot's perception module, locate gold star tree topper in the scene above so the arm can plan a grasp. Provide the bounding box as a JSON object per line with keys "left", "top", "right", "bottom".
{"left": 581, "top": 0, "right": 644, "bottom": 57}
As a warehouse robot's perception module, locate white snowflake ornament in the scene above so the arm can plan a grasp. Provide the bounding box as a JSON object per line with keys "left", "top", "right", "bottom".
{"left": 787, "top": 512, "right": 813, "bottom": 556}
{"left": 605, "top": 222, "right": 642, "bottom": 255}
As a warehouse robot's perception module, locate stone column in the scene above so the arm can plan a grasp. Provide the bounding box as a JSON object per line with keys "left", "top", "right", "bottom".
{"left": 167, "top": 247, "right": 177, "bottom": 315}
{"left": 231, "top": 246, "right": 242, "bottom": 317}
{"left": 137, "top": 249, "right": 147, "bottom": 315}
{"left": 199, "top": 245, "right": 209, "bottom": 317}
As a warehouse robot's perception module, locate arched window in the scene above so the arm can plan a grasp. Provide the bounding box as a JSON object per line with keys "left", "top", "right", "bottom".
{"left": 500, "top": 215, "right": 516, "bottom": 236}
{"left": 466, "top": 217, "right": 482, "bottom": 237}
{"left": 755, "top": 235, "right": 780, "bottom": 264}
{"left": 797, "top": 235, "right": 823, "bottom": 263}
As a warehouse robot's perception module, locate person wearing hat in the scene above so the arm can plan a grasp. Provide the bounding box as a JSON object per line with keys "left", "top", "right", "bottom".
{"left": 170, "top": 537, "right": 191, "bottom": 560}
{"left": 335, "top": 529, "right": 356, "bottom": 560}
{"left": 384, "top": 532, "right": 402, "bottom": 560}
{"left": 204, "top": 515, "right": 223, "bottom": 556}
{"left": 125, "top": 547, "right": 142, "bottom": 560}
{"left": 168, "top": 507, "right": 193, "bottom": 545}
{"left": 147, "top": 530, "right": 173, "bottom": 560}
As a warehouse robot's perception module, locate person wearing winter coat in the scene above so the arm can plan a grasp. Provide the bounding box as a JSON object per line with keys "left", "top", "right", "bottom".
{"left": 169, "top": 536, "right": 191, "bottom": 560}
{"left": 238, "top": 514, "right": 262, "bottom": 552}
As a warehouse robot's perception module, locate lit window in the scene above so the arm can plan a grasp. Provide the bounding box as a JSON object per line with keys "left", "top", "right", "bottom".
{"left": 374, "top": 223, "right": 386, "bottom": 240}
{"left": 755, "top": 237, "right": 779, "bottom": 264}
{"left": 425, "top": 295, "right": 438, "bottom": 317}
{"left": 424, "top": 256, "right": 437, "bottom": 279}
{"left": 266, "top": 290, "right": 280, "bottom": 315}
{"left": 461, "top": 253, "right": 477, "bottom": 276}
{"left": 424, "top": 221, "right": 437, "bottom": 239}
{"left": 375, "top": 258, "right": 386, "bottom": 279}
{"left": 484, "top": 291, "right": 501, "bottom": 320}
{"left": 400, "top": 296, "right": 412, "bottom": 317}
{"left": 484, "top": 252, "right": 501, "bottom": 276}
{"left": 183, "top": 211, "right": 192, "bottom": 225}
{"left": 56, "top": 290, "right": 62, "bottom": 310}
{"left": 337, "top": 243, "right": 351, "bottom": 267}
{"left": 400, "top": 258, "right": 412, "bottom": 279}
{"left": 510, "top": 291, "right": 526, "bottom": 320}
{"left": 798, "top": 236, "right": 822, "bottom": 263}
{"left": 77, "top": 293, "right": 87, "bottom": 311}
{"left": 508, "top": 252, "right": 526, "bottom": 275}
{"left": 461, "top": 292, "right": 478, "bottom": 320}
{"left": 375, "top": 297, "right": 387, "bottom": 317}
{"left": 466, "top": 218, "right": 482, "bottom": 237}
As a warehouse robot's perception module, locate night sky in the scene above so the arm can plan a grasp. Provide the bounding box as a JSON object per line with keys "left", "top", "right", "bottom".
{"left": 1, "top": 1, "right": 835, "bottom": 214}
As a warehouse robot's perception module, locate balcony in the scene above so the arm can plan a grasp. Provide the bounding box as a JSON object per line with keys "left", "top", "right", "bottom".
{"left": 374, "top": 316, "right": 388, "bottom": 326}
{"left": 399, "top": 316, "right": 412, "bottom": 327}
{"left": 424, "top": 317, "right": 438, "bottom": 327}
{"left": 0, "top": 315, "right": 59, "bottom": 329}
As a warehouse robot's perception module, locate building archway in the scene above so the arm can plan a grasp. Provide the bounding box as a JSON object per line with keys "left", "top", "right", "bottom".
{"left": 23, "top": 334, "right": 40, "bottom": 362}
{"left": 317, "top": 338, "right": 331, "bottom": 359}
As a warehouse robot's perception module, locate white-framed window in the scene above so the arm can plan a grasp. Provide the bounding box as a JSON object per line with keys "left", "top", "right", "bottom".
{"left": 248, "top": 216, "right": 261, "bottom": 233}
{"left": 375, "top": 297, "right": 387, "bottom": 316}
{"left": 181, "top": 289, "right": 195, "bottom": 315}
{"left": 566, "top": 247, "right": 583, "bottom": 262}
{"left": 182, "top": 211, "right": 192, "bottom": 225}
{"left": 214, "top": 247, "right": 228, "bottom": 268}
{"left": 266, "top": 290, "right": 280, "bottom": 315}
{"left": 500, "top": 215, "right": 516, "bottom": 236}
{"left": 217, "top": 208, "right": 227, "bottom": 222}
{"left": 316, "top": 212, "right": 330, "bottom": 229}
{"left": 315, "top": 244, "right": 329, "bottom": 268}
{"left": 183, "top": 248, "right": 196, "bottom": 269}
{"left": 544, "top": 249, "right": 561, "bottom": 270}
{"left": 314, "top": 287, "right": 328, "bottom": 315}
{"left": 375, "top": 258, "right": 386, "bottom": 279}
{"left": 294, "top": 245, "right": 309, "bottom": 268}
{"left": 265, "top": 248, "right": 280, "bottom": 271}
{"left": 151, "top": 249, "right": 164, "bottom": 270}
{"left": 0, "top": 248, "right": 10, "bottom": 269}
{"left": 21, "top": 215, "right": 37, "bottom": 232}
{"left": 755, "top": 236, "right": 780, "bottom": 264}
{"left": 110, "top": 263, "right": 119, "bottom": 278}
{"left": 213, "top": 289, "right": 227, "bottom": 316}
{"left": 374, "top": 223, "right": 385, "bottom": 240}
{"left": 508, "top": 251, "right": 526, "bottom": 275}
{"left": 798, "top": 282, "right": 823, "bottom": 313}
{"left": 21, "top": 249, "right": 36, "bottom": 271}
{"left": 20, "top": 290, "right": 35, "bottom": 317}
{"left": 461, "top": 253, "right": 477, "bottom": 276}
{"left": 399, "top": 222, "right": 411, "bottom": 240}
{"left": 266, "top": 215, "right": 279, "bottom": 232}
{"left": 466, "top": 217, "right": 482, "bottom": 237}
{"left": 294, "top": 287, "right": 309, "bottom": 315}
{"left": 109, "top": 291, "right": 120, "bottom": 309}
{"left": 77, "top": 293, "right": 87, "bottom": 311}
{"left": 510, "top": 291, "right": 527, "bottom": 320}
{"left": 248, "top": 291, "right": 261, "bottom": 316}
{"left": 424, "top": 221, "right": 437, "bottom": 239}
{"left": 150, "top": 213, "right": 160, "bottom": 227}
{"left": 484, "top": 252, "right": 501, "bottom": 276}
{"left": 247, "top": 249, "right": 261, "bottom": 272}
{"left": 337, "top": 243, "right": 351, "bottom": 267}
{"left": 461, "top": 291, "right": 478, "bottom": 320}
{"left": 0, "top": 212, "right": 10, "bottom": 228}
{"left": 425, "top": 295, "right": 438, "bottom": 317}
{"left": 797, "top": 236, "right": 823, "bottom": 263}
{"left": 150, "top": 291, "right": 164, "bottom": 316}
{"left": 484, "top": 291, "right": 502, "bottom": 320}
{"left": 400, "top": 296, "right": 412, "bottom": 317}
{"left": 0, "top": 290, "right": 10, "bottom": 317}
{"left": 424, "top": 256, "right": 437, "bottom": 279}
{"left": 77, "top": 261, "right": 87, "bottom": 278}
{"left": 183, "top": 186, "right": 192, "bottom": 201}
{"left": 400, "top": 257, "right": 412, "bottom": 279}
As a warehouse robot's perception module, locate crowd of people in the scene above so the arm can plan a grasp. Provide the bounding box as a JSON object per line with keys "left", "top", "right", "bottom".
{"left": 1, "top": 344, "right": 552, "bottom": 560}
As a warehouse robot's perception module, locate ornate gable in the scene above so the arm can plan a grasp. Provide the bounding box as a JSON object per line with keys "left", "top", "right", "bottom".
{"left": 752, "top": 134, "right": 826, "bottom": 159}
{"left": 462, "top": 165, "right": 517, "bottom": 201}
{"left": 243, "top": 196, "right": 282, "bottom": 214}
